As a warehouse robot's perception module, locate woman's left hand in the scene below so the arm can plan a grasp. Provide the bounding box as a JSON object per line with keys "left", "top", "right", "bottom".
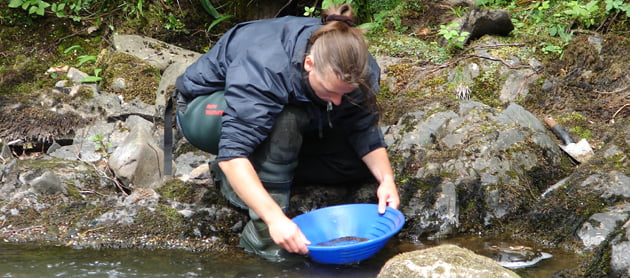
{"left": 361, "top": 147, "right": 400, "bottom": 214}
{"left": 377, "top": 178, "right": 399, "bottom": 214}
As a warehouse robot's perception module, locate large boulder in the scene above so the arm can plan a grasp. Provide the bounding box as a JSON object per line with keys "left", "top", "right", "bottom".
{"left": 377, "top": 244, "right": 519, "bottom": 278}
{"left": 108, "top": 117, "right": 165, "bottom": 189}
{"left": 386, "top": 101, "right": 565, "bottom": 239}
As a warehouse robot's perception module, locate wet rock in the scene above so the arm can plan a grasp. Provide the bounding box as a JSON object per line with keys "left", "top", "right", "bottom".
{"left": 611, "top": 226, "right": 630, "bottom": 277}
{"left": 486, "top": 244, "right": 553, "bottom": 269}
{"left": 388, "top": 101, "right": 564, "bottom": 238}
{"left": 578, "top": 205, "right": 629, "bottom": 249}
{"left": 377, "top": 244, "right": 520, "bottom": 278}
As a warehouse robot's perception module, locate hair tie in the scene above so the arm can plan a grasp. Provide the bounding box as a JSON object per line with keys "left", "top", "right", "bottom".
{"left": 323, "top": 14, "right": 355, "bottom": 27}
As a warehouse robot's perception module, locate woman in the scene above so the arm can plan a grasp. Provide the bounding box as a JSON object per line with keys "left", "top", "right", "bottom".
{"left": 175, "top": 4, "right": 399, "bottom": 262}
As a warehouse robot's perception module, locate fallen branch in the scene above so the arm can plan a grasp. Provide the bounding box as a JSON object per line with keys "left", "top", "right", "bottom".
{"left": 86, "top": 159, "right": 129, "bottom": 196}
{"left": 595, "top": 85, "right": 630, "bottom": 95}
{"left": 610, "top": 103, "right": 629, "bottom": 124}
{"left": 464, "top": 43, "right": 526, "bottom": 52}
{"left": 3, "top": 225, "right": 44, "bottom": 234}
{"left": 426, "top": 53, "right": 532, "bottom": 74}
{"left": 468, "top": 54, "right": 532, "bottom": 70}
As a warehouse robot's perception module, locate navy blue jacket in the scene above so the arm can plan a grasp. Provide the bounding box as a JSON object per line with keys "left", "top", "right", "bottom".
{"left": 175, "top": 16, "right": 385, "bottom": 161}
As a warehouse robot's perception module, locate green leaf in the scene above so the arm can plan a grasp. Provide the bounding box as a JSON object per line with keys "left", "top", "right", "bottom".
{"left": 80, "top": 76, "right": 103, "bottom": 83}
{"left": 207, "top": 15, "right": 234, "bottom": 32}
{"left": 77, "top": 55, "right": 97, "bottom": 66}
{"left": 8, "top": 0, "right": 23, "bottom": 8}
{"left": 89, "top": 134, "right": 104, "bottom": 142}
{"left": 136, "top": 0, "right": 144, "bottom": 17}
{"left": 200, "top": 0, "right": 220, "bottom": 18}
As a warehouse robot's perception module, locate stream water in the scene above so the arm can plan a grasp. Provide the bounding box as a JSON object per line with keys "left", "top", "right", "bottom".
{"left": 0, "top": 236, "right": 580, "bottom": 277}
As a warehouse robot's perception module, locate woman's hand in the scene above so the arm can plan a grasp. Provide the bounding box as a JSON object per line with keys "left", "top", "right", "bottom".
{"left": 361, "top": 147, "right": 401, "bottom": 214}
{"left": 219, "top": 158, "right": 311, "bottom": 254}
{"left": 377, "top": 178, "right": 399, "bottom": 214}
{"left": 268, "top": 217, "right": 311, "bottom": 254}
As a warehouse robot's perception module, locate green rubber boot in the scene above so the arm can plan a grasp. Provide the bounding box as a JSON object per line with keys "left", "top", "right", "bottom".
{"left": 210, "top": 160, "right": 247, "bottom": 210}
{"left": 239, "top": 182, "right": 305, "bottom": 262}
{"left": 239, "top": 105, "right": 307, "bottom": 262}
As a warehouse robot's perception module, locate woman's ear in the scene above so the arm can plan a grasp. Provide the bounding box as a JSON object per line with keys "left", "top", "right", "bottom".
{"left": 304, "top": 54, "right": 314, "bottom": 72}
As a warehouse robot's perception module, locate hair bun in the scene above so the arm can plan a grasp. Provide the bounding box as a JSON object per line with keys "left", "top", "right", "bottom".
{"left": 323, "top": 14, "right": 355, "bottom": 27}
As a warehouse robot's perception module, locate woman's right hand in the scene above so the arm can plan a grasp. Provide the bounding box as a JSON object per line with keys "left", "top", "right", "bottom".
{"left": 268, "top": 217, "right": 311, "bottom": 254}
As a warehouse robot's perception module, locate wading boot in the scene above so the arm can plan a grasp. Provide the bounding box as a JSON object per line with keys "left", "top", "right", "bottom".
{"left": 210, "top": 160, "right": 247, "bottom": 210}
{"left": 239, "top": 182, "right": 304, "bottom": 263}
{"left": 239, "top": 105, "right": 307, "bottom": 262}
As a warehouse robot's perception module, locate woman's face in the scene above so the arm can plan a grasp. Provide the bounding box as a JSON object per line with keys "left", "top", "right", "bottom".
{"left": 304, "top": 55, "right": 355, "bottom": 106}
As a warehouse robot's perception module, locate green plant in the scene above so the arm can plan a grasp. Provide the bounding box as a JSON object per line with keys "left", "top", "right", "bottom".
{"left": 322, "top": 0, "right": 354, "bottom": 10}
{"left": 447, "top": 6, "right": 469, "bottom": 17}
{"left": 605, "top": 0, "right": 630, "bottom": 16}
{"left": 304, "top": 6, "right": 316, "bottom": 17}
{"left": 88, "top": 134, "right": 111, "bottom": 156}
{"left": 438, "top": 22, "right": 470, "bottom": 50}
{"left": 64, "top": 45, "right": 98, "bottom": 67}
{"left": 562, "top": 0, "right": 600, "bottom": 28}
{"left": 80, "top": 69, "right": 103, "bottom": 83}
{"left": 475, "top": 0, "right": 511, "bottom": 7}
{"left": 77, "top": 55, "right": 97, "bottom": 67}
{"left": 8, "top": 0, "right": 50, "bottom": 16}
{"left": 199, "top": 0, "right": 234, "bottom": 32}
{"left": 8, "top": 0, "right": 96, "bottom": 21}
{"left": 539, "top": 42, "right": 564, "bottom": 55}
{"left": 64, "top": 45, "right": 85, "bottom": 55}
{"left": 121, "top": 0, "right": 145, "bottom": 19}
{"left": 165, "top": 13, "right": 186, "bottom": 32}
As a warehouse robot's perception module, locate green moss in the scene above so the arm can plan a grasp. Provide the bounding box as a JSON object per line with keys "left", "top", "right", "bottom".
{"left": 156, "top": 179, "right": 199, "bottom": 204}
{"left": 99, "top": 52, "right": 160, "bottom": 105}
{"left": 369, "top": 33, "right": 450, "bottom": 63}
{"left": 64, "top": 184, "right": 83, "bottom": 199}
{"left": 470, "top": 66, "right": 503, "bottom": 108}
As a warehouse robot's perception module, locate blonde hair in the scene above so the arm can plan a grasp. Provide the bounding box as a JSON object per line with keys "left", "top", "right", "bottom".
{"left": 309, "top": 4, "right": 369, "bottom": 89}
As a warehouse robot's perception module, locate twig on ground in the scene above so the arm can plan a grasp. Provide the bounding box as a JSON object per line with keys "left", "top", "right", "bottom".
{"left": 426, "top": 53, "right": 532, "bottom": 74}
{"left": 610, "top": 103, "right": 629, "bottom": 124}
{"left": 595, "top": 85, "right": 630, "bottom": 95}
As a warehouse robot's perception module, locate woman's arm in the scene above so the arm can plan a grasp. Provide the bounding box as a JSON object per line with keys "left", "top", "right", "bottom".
{"left": 361, "top": 147, "right": 400, "bottom": 214}
{"left": 218, "top": 158, "right": 311, "bottom": 254}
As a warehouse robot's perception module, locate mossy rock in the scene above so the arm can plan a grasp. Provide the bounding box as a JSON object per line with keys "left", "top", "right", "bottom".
{"left": 99, "top": 51, "right": 160, "bottom": 105}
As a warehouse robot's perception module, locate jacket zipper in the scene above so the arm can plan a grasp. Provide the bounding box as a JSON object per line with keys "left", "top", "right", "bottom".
{"left": 326, "top": 101, "right": 333, "bottom": 128}
{"left": 318, "top": 101, "right": 334, "bottom": 138}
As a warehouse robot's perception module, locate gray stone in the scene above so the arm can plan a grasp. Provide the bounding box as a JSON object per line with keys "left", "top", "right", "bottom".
{"left": 495, "top": 103, "right": 546, "bottom": 132}
{"left": 377, "top": 244, "right": 520, "bottom": 278}
{"left": 499, "top": 69, "right": 537, "bottom": 103}
{"left": 112, "top": 34, "right": 201, "bottom": 71}
{"left": 458, "top": 9, "right": 514, "bottom": 45}
{"left": 156, "top": 61, "right": 198, "bottom": 109}
{"left": 578, "top": 210, "right": 628, "bottom": 248}
{"left": 611, "top": 237, "right": 630, "bottom": 277}
{"left": 21, "top": 169, "right": 67, "bottom": 195}
{"left": 108, "top": 124, "right": 165, "bottom": 189}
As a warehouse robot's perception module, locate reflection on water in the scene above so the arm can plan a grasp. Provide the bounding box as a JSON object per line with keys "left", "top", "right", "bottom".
{"left": 0, "top": 242, "right": 382, "bottom": 278}
{"left": 0, "top": 236, "right": 580, "bottom": 278}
